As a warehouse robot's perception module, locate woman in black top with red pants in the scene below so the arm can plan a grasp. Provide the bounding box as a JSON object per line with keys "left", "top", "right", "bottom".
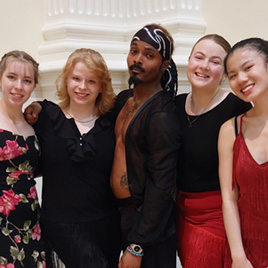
{"left": 175, "top": 34, "right": 251, "bottom": 268}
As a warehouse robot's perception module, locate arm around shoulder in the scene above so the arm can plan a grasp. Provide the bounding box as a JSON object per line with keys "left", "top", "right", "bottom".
{"left": 24, "top": 101, "right": 43, "bottom": 125}
{"left": 24, "top": 99, "right": 58, "bottom": 125}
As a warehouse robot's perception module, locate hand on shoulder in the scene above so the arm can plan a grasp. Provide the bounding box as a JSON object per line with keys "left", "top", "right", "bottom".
{"left": 24, "top": 102, "right": 42, "bottom": 125}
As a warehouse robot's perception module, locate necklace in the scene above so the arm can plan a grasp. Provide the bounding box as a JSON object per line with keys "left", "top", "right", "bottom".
{"left": 187, "top": 89, "right": 219, "bottom": 128}
{"left": 66, "top": 111, "right": 97, "bottom": 123}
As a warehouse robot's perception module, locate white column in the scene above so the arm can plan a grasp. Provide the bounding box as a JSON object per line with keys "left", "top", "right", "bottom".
{"left": 38, "top": 0, "right": 206, "bottom": 100}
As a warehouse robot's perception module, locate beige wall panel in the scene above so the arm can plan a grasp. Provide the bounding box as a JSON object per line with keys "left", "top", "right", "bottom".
{"left": 0, "top": 0, "right": 46, "bottom": 60}
{"left": 1, "top": 1, "right": 268, "bottom": 60}
{"left": 203, "top": 0, "right": 268, "bottom": 45}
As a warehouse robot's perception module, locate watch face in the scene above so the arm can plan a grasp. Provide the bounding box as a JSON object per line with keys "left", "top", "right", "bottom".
{"left": 134, "top": 246, "right": 141, "bottom": 252}
{"left": 130, "top": 243, "right": 143, "bottom": 254}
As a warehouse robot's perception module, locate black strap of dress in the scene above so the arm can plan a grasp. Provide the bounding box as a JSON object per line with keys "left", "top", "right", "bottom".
{"left": 234, "top": 113, "right": 247, "bottom": 137}
{"left": 234, "top": 116, "right": 239, "bottom": 137}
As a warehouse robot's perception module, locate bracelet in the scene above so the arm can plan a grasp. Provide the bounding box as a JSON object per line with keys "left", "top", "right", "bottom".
{"left": 126, "top": 246, "right": 144, "bottom": 257}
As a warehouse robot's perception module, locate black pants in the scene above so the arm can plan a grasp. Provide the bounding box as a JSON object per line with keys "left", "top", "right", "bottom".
{"left": 118, "top": 198, "right": 177, "bottom": 268}
{"left": 41, "top": 211, "right": 121, "bottom": 268}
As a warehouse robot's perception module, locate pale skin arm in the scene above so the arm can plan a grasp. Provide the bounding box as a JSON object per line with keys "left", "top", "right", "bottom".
{"left": 24, "top": 101, "right": 42, "bottom": 125}
{"left": 218, "top": 119, "right": 253, "bottom": 268}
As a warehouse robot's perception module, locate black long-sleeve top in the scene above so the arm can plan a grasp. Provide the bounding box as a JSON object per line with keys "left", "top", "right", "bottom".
{"left": 34, "top": 100, "right": 117, "bottom": 223}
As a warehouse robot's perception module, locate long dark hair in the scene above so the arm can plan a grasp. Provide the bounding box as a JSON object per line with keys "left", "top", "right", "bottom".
{"left": 224, "top": 37, "right": 268, "bottom": 74}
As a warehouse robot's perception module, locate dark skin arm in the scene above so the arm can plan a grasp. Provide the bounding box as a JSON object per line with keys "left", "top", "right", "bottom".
{"left": 24, "top": 102, "right": 42, "bottom": 125}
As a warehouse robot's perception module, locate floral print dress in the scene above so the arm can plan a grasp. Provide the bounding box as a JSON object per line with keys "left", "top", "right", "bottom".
{"left": 0, "top": 129, "right": 45, "bottom": 268}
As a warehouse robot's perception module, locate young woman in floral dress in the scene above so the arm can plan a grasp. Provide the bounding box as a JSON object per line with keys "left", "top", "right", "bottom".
{"left": 0, "top": 51, "right": 45, "bottom": 267}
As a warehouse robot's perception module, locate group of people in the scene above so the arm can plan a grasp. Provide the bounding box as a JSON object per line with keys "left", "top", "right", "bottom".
{"left": 0, "top": 22, "right": 267, "bottom": 268}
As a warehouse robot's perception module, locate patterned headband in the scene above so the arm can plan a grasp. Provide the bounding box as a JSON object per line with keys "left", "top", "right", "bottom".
{"left": 131, "top": 25, "right": 172, "bottom": 61}
{"left": 131, "top": 25, "right": 178, "bottom": 99}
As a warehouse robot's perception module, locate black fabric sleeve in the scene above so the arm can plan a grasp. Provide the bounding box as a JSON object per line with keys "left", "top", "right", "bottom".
{"left": 127, "top": 109, "right": 181, "bottom": 245}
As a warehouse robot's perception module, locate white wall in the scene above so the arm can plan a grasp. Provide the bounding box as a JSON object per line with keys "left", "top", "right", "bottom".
{"left": 1, "top": 0, "right": 268, "bottom": 65}
{"left": 203, "top": 0, "right": 268, "bottom": 45}
{"left": 0, "top": 0, "right": 46, "bottom": 61}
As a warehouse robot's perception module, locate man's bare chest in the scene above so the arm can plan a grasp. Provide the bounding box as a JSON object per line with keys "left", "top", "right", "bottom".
{"left": 115, "top": 98, "right": 141, "bottom": 142}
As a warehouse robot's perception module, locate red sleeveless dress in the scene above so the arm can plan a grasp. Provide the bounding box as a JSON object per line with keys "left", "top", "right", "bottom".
{"left": 224, "top": 115, "right": 268, "bottom": 268}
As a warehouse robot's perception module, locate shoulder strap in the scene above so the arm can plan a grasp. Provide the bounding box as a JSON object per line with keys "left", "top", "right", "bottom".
{"left": 234, "top": 116, "right": 239, "bottom": 137}
{"left": 235, "top": 113, "right": 247, "bottom": 136}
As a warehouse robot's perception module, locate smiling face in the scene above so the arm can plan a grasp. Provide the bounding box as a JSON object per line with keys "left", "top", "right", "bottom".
{"left": 0, "top": 59, "right": 35, "bottom": 108}
{"left": 66, "top": 61, "right": 102, "bottom": 109}
{"left": 187, "top": 39, "right": 227, "bottom": 91}
{"left": 226, "top": 47, "right": 268, "bottom": 103}
{"left": 127, "top": 40, "right": 169, "bottom": 88}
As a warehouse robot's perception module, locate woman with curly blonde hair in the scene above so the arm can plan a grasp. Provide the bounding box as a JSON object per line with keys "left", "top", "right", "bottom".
{"left": 56, "top": 48, "right": 115, "bottom": 117}
{"left": 24, "top": 48, "right": 121, "bottom": 268}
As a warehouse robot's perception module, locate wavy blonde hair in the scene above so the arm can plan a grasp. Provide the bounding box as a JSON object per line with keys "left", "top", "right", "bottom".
{"left": 56, "top": 48, "right": 115, "bottom": 116}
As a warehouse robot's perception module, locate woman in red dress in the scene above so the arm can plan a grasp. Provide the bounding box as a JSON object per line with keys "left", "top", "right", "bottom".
{"left": 219, "top": 38, "right": 268, "bottom": 268}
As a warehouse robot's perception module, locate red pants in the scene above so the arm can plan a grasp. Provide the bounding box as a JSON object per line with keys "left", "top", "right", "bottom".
{"left": 177, "top": 190, "right": 226, "bottom": 268}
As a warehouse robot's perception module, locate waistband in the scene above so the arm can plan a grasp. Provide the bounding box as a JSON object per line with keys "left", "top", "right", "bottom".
{"left": 177, "top": 190, "right": 225, "bottom": 238}
{"left": 116, "top": 197, "right": 135, "bottom": 208}
{"left": 178, "top": 190, "right": 221, "bottom": 199}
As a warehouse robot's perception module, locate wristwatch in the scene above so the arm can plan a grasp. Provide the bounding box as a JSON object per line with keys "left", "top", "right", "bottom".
{"left": 130, "top": 243, "right": 143, "bottom": 254}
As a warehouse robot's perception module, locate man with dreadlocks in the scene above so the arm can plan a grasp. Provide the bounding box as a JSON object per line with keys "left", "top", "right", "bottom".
{"left": 110, "top": 23, "right": 181, "bottom": 268}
